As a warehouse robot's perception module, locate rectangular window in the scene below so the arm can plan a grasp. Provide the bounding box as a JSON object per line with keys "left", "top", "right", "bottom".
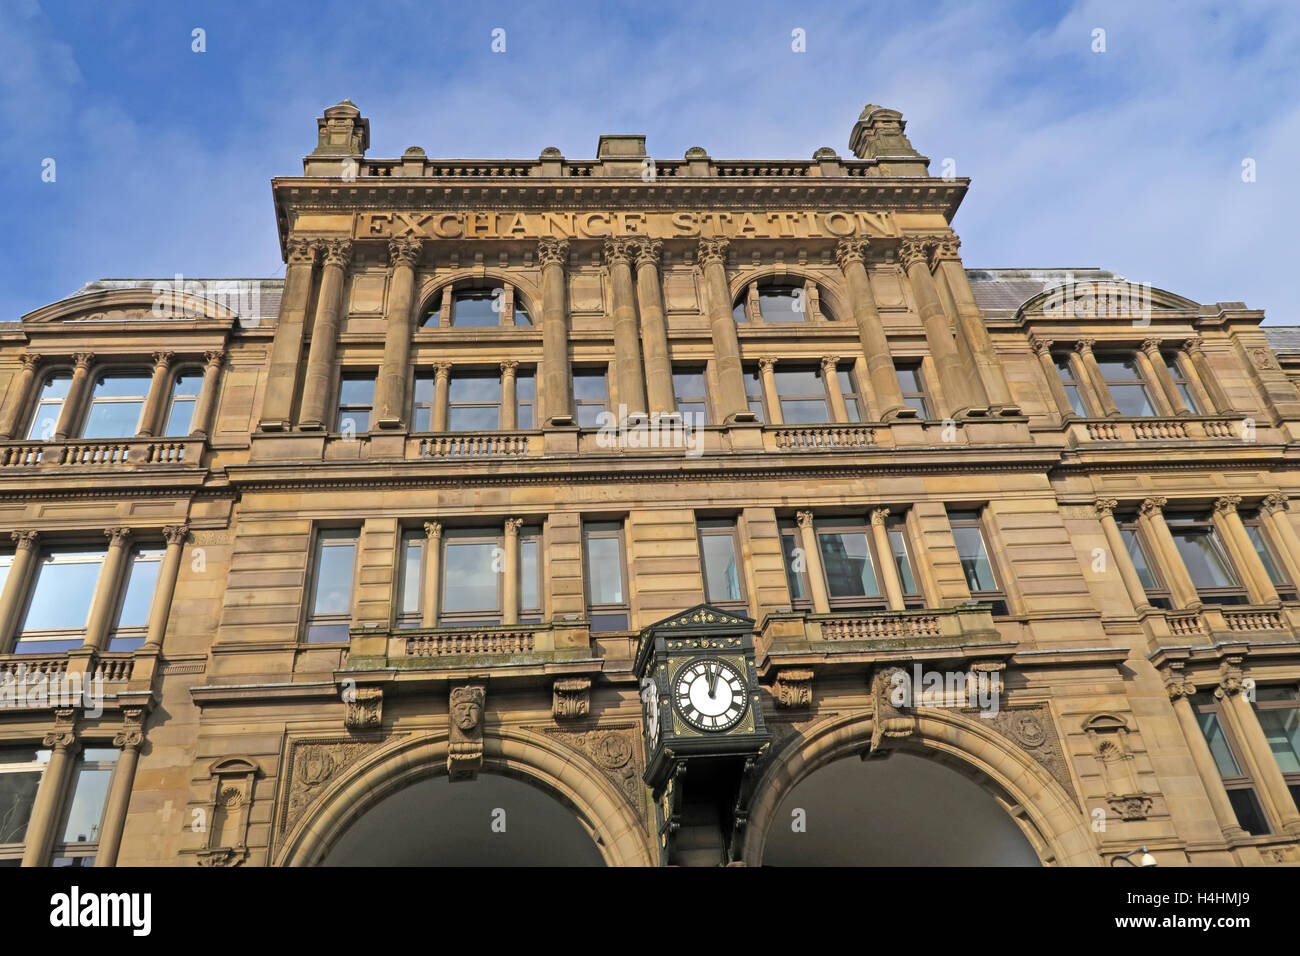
{"left": 1166, "top": 514, "right": 1248, "bottom": 605}
{"left": 1096, "top": 355, "right": 1157, "bottom": 417}
{"left": 947, "top": 509, "right": 1008, "bottom": 615}
{"left": 583, "top": 521, "right": 628, "bottom": 632}
{"left": 520, "top": 533, "right": 541, "bottom": 622}
{"left": 27, "top": 373, "right": 72, "bottom": 441}
{"left": 573, "top": 370, "right": 608, "bottom": 428}
{"left": 412, "top": 372, "right": 436, "bottom": 432}
{"left": 673, "top": 368, "right": 710, "bottom": 425}
{"left": 82, "top": 373, "right": 152, "bottom": 440}
{"left": 838, "top": 367, "right": 865, "bottom": 422}
{"left": 1194, "top": 692, "right": 1271, "bottom": 835}
{"left": 108, "top": 547, "right": 163, "bottom": 652}
{"left": 54, "top": 747, "right": 119, "bottom": 865}
{"left": 0, "top": 747, "right": 50, "bottom": 863}
{"left": 1243, "top": 518, "right": 1297, "bottom": 601}
{"left": 396, "top": 529, "right": 425, "bottom": 628}
{"left": 516, "top": 370, "right": 536, "bottom": 430}
{"left": 1164, "top": 353, "right": 1202, "bottom": 414}
{"left": 775, "top": 367, "right": 830, "bottom": 424}
{"left": 305, "top": 529, "right": 358, "bottom": 643}
{"left": 18, "top": 550, "right": 104, "bottom": 654}
{"left": 896, "top": 364, "right": 931, "bottom": 418}
{"left": 336, "top": 372, "right": 375, "bottom": 434}
{"left": 1253, "top": 688, "right": 1300, "bottom": 795}
{"left": 1053, "top": 354, "right": 1089, "bottom": 416}
{"left": 164, "top": 369, "right": 202, "bottom": 438}
{"left": 448, "top": 371, "right": 502, "bottom": 432}
{"left": 818, "top": 524, "right": 882, "bottom": 604}
{"left": 780, "top": 521, "right": 807, "bottom": 606}
{"left": 887, "top": 516, "right": 922, "bottom": 603}
{"left": 698, "top": 518, "right": 745, "bottom": 608}
{"left": 1119, "top": 523, "right": 1172, "bottom": 609}
{"left": 742, "top": 366, "right": 766, "bottom": 423}
{"left": 440, "top": 529, "right": 500, "bottom": 624}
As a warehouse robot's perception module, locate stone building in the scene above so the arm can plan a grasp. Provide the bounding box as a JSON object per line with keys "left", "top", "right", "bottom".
{"left": 1, "top": 100, "right": 1298, "bottom": 867}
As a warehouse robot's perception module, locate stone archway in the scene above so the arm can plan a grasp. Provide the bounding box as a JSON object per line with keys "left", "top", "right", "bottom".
{"left": 275, "top": 727, "right": 655, "bottom": 867}
{"left": 741, "top": 708, "right": 1102, "bottom": 866}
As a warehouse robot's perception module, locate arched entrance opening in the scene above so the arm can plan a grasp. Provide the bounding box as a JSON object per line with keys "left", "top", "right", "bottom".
{"left": 320, "top": 772, "right": 604, "bottom": 866}
{"left": 761, "top": 750, "right": 1040, "bottom": 865}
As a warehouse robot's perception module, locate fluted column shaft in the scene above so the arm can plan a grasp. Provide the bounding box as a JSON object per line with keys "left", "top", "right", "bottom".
{"left": 634, "top": 240, "right": 675, "bottom": 415}
{"left": 796, "top": 511, "right": 830, "bottom": 613}
{"left": 84, "top": 528, "right": 133, "bottom": 652}
{"left": 190, "top": 351, "right": 225, "bottom": 437}
{"left": 871, "top": 509, "right": 906, "bottom": 610}
{"left": 900, "top": 238, "right": 972, "bottom": 415}
{"left": 605, "top": 239, "right": 648, "bottom": 419}
{"left": 699, "top": 239, "right": 754, "bottom": 423}
{"left": 0, "top": 353, "right": 42, "bottom": 440}
{"left": 835, "top": 240, "right": 906, "bottom": 419}
{"left": 1095, "top": 500, "right": 1152, "bottom": 612}
{"left": 144, "top": 526, "right": 189, "bottom": 650}
{"left": 539, "top": 239, "right": 573, "bottom": 425}
{"left": 260, "top": 238, "right": 318, "bottom": 429}
{"left": 298, "top": 239, "right": 352, "bottom": 429}
{"left": 53, "top": 353, "right": 94, "bottom": 440}
{"left": 376, "top": 237, "right": 422, "bottom": 428}
{"left": 0, "top": 531, "right": 40, "bottom": 652}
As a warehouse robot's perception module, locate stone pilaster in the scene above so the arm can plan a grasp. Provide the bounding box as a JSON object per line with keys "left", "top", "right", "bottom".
{"left": 539, "top": 238, "right": 574, "bottom": 425}
{"left": 297, "top": 238, "right": 353, "bottom": 429}
{"left": 376, "top": 237, "right": 423, "bottom": 428}
{"left": 421, "top": 521, "right": 442, "bottom": 626}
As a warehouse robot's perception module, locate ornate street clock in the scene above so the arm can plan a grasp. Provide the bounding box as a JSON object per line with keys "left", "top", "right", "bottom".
{"left": 635, "top": 604, "right": 771, "bottom": 865}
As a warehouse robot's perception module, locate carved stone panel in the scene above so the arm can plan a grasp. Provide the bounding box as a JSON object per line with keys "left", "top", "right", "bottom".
{"left": 983, "top": 705, "right": 1080, "bottom": 807}
{"left": 542, "top": 722, "right": 648, "bottom": 828}
{"left": 448, "top": 684, "right": 486, "bottom": 781}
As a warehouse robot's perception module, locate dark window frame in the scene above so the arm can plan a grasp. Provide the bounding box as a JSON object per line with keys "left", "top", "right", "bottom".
{"left": 697, "top": 517, "right": 747, "bottom": 612}
{"left": 1118, "top": 518, "right": 1173, "bottom": 609}
{"left": 947, "top": 508, "right": 1009, "bottom": 616}
{"left": 335, "top": 369, "right": 377, "bottom": 434}
{"left": 304, "top": 527, "right": 360, "bottom": 644}
{"left": 896, "top": 362, "right": 933, "bottom": 419}
{"left": 582, "top": 520, "right": 630, "bottom": 632}
{"left": 1165, "top": 512, "right": 1250, "bottom": 606}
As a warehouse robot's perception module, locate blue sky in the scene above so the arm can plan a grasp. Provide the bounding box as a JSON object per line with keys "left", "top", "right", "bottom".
{"left": 3, "top": 0, "right": 1299, "bottom": 323}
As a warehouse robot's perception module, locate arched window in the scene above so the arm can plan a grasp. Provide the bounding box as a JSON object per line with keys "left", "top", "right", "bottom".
{"left": 163, "top": 367, "right": 203, "bottom": 437}
{"left": 25, "top": 371, "right": 72, "bottom": 441}
{"left": 421, "top": 280, "right": 533, "bottom": 328}
{"left": 733, "top": 277, "right": 837, "bottom": 324}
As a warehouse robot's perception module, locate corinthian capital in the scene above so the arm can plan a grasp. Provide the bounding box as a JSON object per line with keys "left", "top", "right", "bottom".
{"left": 1261, "top": 492, "right": 1289, "bottom": 516}
{"left": 603, "top": 237, "right": 637, "bottom": 266}
{"left": 537, "top": 238, "right": 569, "bottom": 267}
{"left": 1074, "top": 337, "right": 1097, "bottom": 356}
{"left": 1214, "top": 495, "right": 1242, "bottom": 516}
{"left": 10, "top": 529, "right": 39, "bottom": 552}
{"left": 634, "top": 238, "right": 663, "bottom": 268}
{"left": 19, "top": 352, "right": 42, "bottom": 371}
{"left": 795, "top": 510, "right": 815, "bottom": 530}
{"left": 1138, "top": 496, "right": 1168, "bottom": 517}
{"left": 1183, "top": 335, "right": 1205, "bottom": 355}
{"left": 834, "top": 237, "right": 870, "bottom": 270}
{"left": 320, "top": 239, "right": 353, "bottom": 269}
{"left": 697, "top": 237, "right": 729, "bottom": 266}
{"left": 105, "top": 527, "right": 134, "bottom": 546}
{"left": 896, "top": 236, "right": 933, "bottom": 271}
{"left": 388, "top": 236, "right": 423, "bottom": 269}
{"left": 1094, "top": 498, "right": 1119, "bottom": 519}
{"left": 286, "top": 237, "right": 319, "bottom": 265}
{"left": 163, "top": 524, "right": 190, "bottom": 546}
{"left": 72, "top": 352, "right": 95, "bottom": 370}
{"left": 929, "top": 235, "right": 962, "bottom": 262}
{"left": 1029, "top": 336, "right": 1054, "bottom": 356}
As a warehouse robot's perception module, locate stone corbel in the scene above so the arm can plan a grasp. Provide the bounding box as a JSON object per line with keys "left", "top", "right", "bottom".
{"left": 1214, "top": 655, "right": 1248, "bottom": 699}
{"left": 1161, "top": 662, "right": 1198, "bottom": 702}
{"left": 552, "top": 677, "right": 591, "bottom": 720}
{"left": 773, "top": 668, "right": 814, "bottom": 709}
{"left": 344, "top": 686, "right": 383, "bottom": 731}
{"left": 866, "top": 665, "right": 915, "bottom": 757}
{"left": 448, "top": 684, "right": 486, "bottom": 781}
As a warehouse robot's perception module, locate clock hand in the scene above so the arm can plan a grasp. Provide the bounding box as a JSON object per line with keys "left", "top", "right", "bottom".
{"left": 708, "top": 664, "right": 720, "bottom": 698}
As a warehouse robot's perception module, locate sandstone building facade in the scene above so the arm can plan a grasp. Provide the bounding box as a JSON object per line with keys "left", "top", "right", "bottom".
{"left": 1, "top": 100, "right": 1299, "bottom": 866}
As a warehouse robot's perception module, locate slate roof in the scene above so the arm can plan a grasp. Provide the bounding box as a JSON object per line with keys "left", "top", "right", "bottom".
{"left": 68, "top": 278, "right": 284, "bottom": 326}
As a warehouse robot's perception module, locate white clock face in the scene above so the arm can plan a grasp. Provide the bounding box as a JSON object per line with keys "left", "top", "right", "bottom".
{"left": 674, "top": 658, "right": 748, "bottom": 732}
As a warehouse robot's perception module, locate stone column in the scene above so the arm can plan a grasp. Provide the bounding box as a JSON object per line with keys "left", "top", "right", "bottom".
{"left": 795, "top": 511, "right": 830, "bottom": 613}
{"left": 431, "top": 362, "right": 451, "bottom": 432}
{"left": 634, "top": 239, "right": 675, "bottom": 416}
{"left": 0, "top": 530, "right": 39, "bottom": 652}
{"left": 821, "top": 356, "right": 850, "bottom": 423}
{"left": 500, "top": 361, "right": 518, "bottom": 430}
{"left": 376, "top": 237, "right": 423, "bottom": 429}
{"left": 1183, "top": 336, "right": 1232, "bottom": 414}
{"left": 605, "top": 238, "right": 648, "bottom": 420}
{"left": 931, "top": 235, "right": 1018, "bottom": 413}
{"left": 871, "top": 508, "right": 906, "bottom": 611}
{"left": 899, "top": 237, "right": 974, "bottom": 416}
{"left": 699, "top": 238, "right": 755, "bottom": 423}
{"left": 1095, "top": 499, "right": 1152, "bottom": 612}
{"left": 297, "top": 239, "right": 353, "bottom": 430}
{"left": 539, "top": 238, "right": 574, "bottom": 425}
{"left": 757, "top": 358, "right": 782, "bottom": 425}
{"left": 94, "top": 709, "right": 145, "bottom": 867}
{"left": 1218, "top": 669, "right": 1300, "bottom": 836}
{"left": 1164, "top": 676, "right": 1247, "bottom": 840}
{"left": 1031, "top": 337, "right": 1076, "bottom": 418}
{"left": 259, "top": 237, "right": 318, "bottom": 430}
{"left": 1212, "top": 496, "right": 1279, "bottom": 605}
{"left": 53, "top": 352, "right": 94, "bottom": 440}
{"left": 503, "top": 518, "right": 522, "bottom": 626}
{"left": 143, "top": 525, "right": 189, "bottom": 650}
{"left": 83, "top": 528, "right": 133, "bottom": 652}
{"left": 1137, "top": 497, "right": 1201, "bottom": 609}
{"left": 834, "top": 239, "right": 907, "bottom": 420}
{"left": 189, "top": 350, "right": 225, "bottom": 437}
{"left": 135, "top": 351, "right": 175, "bottom": 437}
{"left": 1260, "top": 494, "right": 1300, "bottom": 589}
{"left": 21, "top": 712, "right": 79, "bottom": 866}
{"left": 0, "top": 353, "right": 42, "bottom": 440}
{"left": 421, "top": 521, "right": 442, "bottom": 627}
{"left": 1132, "top": 345, "right": 1175, "bottom": 417}
{"left": 1141, "top": 338, "right": 1186, "bottom": 415}
{"left": 1074, "top": 338, "right": 1119, "bottom": 417}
